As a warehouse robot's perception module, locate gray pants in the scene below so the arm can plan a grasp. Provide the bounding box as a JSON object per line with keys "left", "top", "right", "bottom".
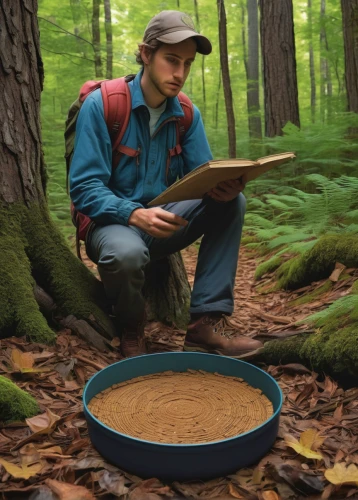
{"left": 86, "top": 195, "right": 246, "bottom": 325}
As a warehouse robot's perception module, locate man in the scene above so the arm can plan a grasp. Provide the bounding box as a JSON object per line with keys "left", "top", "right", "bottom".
{"left": 70, "top": 10, "right": 263, "bottom": 358}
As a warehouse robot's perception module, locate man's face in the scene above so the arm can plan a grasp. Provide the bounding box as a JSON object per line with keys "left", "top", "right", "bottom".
{"left": 145, "top": 39, "right": 197, "bottom": 99}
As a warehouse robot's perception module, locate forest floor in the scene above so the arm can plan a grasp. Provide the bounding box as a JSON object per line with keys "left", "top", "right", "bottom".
{"left": 0, "top": 245, "right": 358, "bottom": 499}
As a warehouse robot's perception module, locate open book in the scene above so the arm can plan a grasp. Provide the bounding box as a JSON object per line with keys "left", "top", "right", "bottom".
{"left": 148, "top": 152, "right": 296, "bottom": 206}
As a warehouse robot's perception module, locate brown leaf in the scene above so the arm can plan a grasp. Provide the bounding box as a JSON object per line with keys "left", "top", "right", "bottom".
{"left": 329, "top": 262, "right": 346, "bottom": 282}
{"left": 228, "top": 483, "right": 244, "bottom": 498}
{"left": 26, "top": 408, "right": 61, "bottom": 434}
{"left": 45, "top": 479, "right": 95, "bottom": 500}
{"left": 261, "top": 491, "right": 281, "bottom": 500}
{"left": 98, "top": 470, "right": 129, "bottom": 496}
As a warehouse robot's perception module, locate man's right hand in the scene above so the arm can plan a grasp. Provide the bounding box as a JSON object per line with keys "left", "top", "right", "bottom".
{"left": 128, "top": 207, "right": 188, "bottom": 238}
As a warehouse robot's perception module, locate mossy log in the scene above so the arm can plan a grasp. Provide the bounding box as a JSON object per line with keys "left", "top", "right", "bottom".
{"left": 260, "top": 235, "right": 358, "bottom": 376}
{"left": 277, "top": 234, "right": 358, "bottom": 289}
{"left": 0, "top": 376, "right": 39, "bottom": 423}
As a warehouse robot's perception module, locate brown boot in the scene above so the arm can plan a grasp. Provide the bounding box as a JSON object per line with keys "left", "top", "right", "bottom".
{"left": 183, "top": 314, "right": 263, "bottom": 358}
{"left": 120, "top": 316, "right": 148, "bottom": 358}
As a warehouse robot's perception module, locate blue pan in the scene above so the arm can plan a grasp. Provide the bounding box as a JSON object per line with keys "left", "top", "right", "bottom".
{"left": 83, "top": 352, "right": 282, "bottom": 481}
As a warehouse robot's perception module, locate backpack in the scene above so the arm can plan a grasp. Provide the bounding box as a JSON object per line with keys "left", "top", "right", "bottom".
{"left": 64, "top": 74, "right": 194, "bottom": 259}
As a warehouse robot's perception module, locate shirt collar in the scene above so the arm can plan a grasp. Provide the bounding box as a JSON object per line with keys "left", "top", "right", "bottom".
{"left": 129, "top": 69, "right": 185, "bottom": 119}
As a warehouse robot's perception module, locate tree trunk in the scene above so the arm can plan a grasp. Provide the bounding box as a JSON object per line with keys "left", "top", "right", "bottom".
{"left": 0, "top": 0, "right": 191, "bottom": 346}
{"left": 214, "top": 67, "right": 222, "bottom": 130}
{"left": 245, "top": 0, "right": 262, "bottom": 140}
{"left": 217, "top": 0, "right": 236, "bottom": 157}
{"left": 193, "top": 0, "right": 207, "bottom": 120}
{"left": 103, "top": 0, "right": 113, "bottom": 80}
{"left": 308, "top": 0, "right": 316, "bottom": 123}
{"left": 341, "top": 0, "right": 358, "bottom": 113}
{"left": 259, "top": 0, "right": 300, "bottom": 137}
{"left": 319, "top": 0, "right": 332, "bottom": 122}
{"left": 92, "top": 0, "right": 103, "bottom": 78}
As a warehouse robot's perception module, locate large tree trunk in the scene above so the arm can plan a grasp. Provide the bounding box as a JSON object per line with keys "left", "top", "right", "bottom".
{"left": 259, "top": 0, "right": 300, "bottom": 137}
{"left": 341, "top": 0, "right": 358, "bottom": 113}
{"left": 217, "top": 0, "right": 236, "bottom": 157}
{"left": 103, "top": 0, "right": 113, "bottom": 80}
{"left": 92, "top": 0, "right": 103, "bottom": 78}
{"left": 0, "top": 0, "right": 191, "bottom": 347}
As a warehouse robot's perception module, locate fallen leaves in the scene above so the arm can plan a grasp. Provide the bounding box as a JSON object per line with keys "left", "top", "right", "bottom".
{"left": 0, "top": 247, "right": 357, "bottom": 499}
{"left": 325, "top": 462, "right": 358, "bottom": 486}
{"left": 0, "top": 457, "right": 43, "bottom": 479}
{"left": 45, "top": 479, "right": 95, "bottom": 500}
{"left": 284, "top": 428, "right": 325, "bottom": 459}
{"left": 26, "top": 408, "right": 61, "bottom": 434}
{"left": 11, "top": 349, "right": 50, "bottom": 374}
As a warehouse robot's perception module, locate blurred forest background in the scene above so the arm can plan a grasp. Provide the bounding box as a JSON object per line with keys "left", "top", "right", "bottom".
{"left": 38, "top": 0, "right": 358, "bottom": 352}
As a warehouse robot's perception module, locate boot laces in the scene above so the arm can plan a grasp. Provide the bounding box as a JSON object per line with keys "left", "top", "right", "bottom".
{"left": 205, "top": 315, "right": 237, "bottom": 339}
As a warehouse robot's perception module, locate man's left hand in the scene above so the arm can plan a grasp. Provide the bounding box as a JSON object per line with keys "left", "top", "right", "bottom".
{"left": 207, "top": 175, "right": 246, "bottom": 202}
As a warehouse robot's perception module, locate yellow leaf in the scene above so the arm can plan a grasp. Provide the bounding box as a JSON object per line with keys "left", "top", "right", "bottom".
{"left": 11, "top": 349, "right": 34, "bottom": 371}
{"left": 284, "top": 429, "right": 324, "bottom": 460}
{"left": 300, "top": 428, "right": 325, "bottom": 450}
{"left": 325, "top": 462, "right": 358, "bottom": 486}
{"left": 0, "top": 457, "right": 42, "bottom": 479}
{"left": 11, "top": 348, "right": 50, "bottom": 373}
{"left": 26, "top": 408, "right": 61, "bottom": 434}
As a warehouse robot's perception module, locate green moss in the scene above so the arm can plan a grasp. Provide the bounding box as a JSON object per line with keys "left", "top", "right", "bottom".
{"left": 0, "top": 208, "right": 56, "bottom": 343}
{"left": 0, "top": 376, "right": 39, "bottom": 423}
{"left": 276, "top": 235, "right": 358, "bottom": 290}
{"left": 0, "top": 203, "right": 113, "bottom": 343}
{"left": 254, "top": 255, "right": 283, "bottom": 280}
{"left": 263, "top": 294, "right": 358, "bottom": 376}
{"left": 287, "top": 280, "right": 332, "bottom": 307}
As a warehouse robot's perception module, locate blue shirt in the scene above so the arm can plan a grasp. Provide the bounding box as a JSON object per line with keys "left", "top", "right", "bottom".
{"left": 69, "top": 70, "right": 213, "bottom": 226}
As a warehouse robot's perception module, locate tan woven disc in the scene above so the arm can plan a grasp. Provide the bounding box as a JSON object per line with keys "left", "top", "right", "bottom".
{"left": 88, "top": 370, "right": 273, "bottom": 444}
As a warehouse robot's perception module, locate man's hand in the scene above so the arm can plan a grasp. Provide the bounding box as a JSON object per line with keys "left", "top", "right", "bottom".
{"left": 207, "top": 175, "right": 247, "bottom": 202}
{"left": 129, "top": 207, "right": 188, "bottom": 238}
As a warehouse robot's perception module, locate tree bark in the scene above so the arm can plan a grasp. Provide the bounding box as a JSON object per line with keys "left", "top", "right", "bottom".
{"left": 320, "top": 0, "right": 332, "bottom": 122}
{"left": 103, "top": 0, "right": 113, "bottom": 80}
{"left": 341, "top": 0, "right": 358, "bottom": 113}
{"left": 0, "top": 0, "right": 191, "bottom": 346}
{"left": 193, "top": 0, "right": 207, "bottom": 120}
{"left": 245, "top": 0, "right": 262, "bottom": 140}
{"left": 217, "top": 0, "right": 236, "bottom": 157}
{"left": 308, "top": 0, "right": 316, "bottom": 123}
{"left": 259, "top": 0, "right": 300, "bottom": 137}
{"left": 92, "top": 0, "right": 103, "bottom": 78}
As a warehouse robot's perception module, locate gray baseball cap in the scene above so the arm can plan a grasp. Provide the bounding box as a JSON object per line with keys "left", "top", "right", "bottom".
{"left": 143, "top": 11, "right": 212, "bottom": 55}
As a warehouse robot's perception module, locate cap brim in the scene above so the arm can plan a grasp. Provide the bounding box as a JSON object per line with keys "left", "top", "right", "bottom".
{"left": 156, "top": 30, "right": 212, "bottom": 55}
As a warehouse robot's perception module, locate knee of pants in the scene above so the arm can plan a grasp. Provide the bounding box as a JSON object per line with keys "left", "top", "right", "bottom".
{"left": 225, "top": 193, "right": 246, "bottom": 225}
{"left": 98, "top": 245, "right": 150, "bottom": 276}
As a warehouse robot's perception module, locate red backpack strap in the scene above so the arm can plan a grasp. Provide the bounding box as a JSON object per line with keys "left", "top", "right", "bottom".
{"left": 100, "top": 74, "right": 138, "bottom": 169}
{"left": 166, "top": 92, "right": 194, "bottom": 182}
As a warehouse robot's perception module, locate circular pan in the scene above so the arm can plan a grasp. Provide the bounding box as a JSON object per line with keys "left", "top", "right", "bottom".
{"left": 83, "top": 352, "right": 283, "bottom": 481}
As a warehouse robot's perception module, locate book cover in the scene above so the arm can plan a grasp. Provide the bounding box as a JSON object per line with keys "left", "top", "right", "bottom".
{"left": 148, "top": 152, "right": 296, "bottom": 206}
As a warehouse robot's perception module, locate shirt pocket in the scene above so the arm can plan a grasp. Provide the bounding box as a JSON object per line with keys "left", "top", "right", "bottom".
{"left": 167, "top": 154, "right": 184, "bottom": 186}
{"left": 114, "top": 154, "right": 139, "bottom": 196}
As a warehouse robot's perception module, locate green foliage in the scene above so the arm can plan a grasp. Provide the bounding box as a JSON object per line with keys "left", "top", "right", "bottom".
{"left": 254, "top": 255, "right": 282, "bottom": 280}
{"left": 0, "top": 376, "right": 39, "bottom": 423}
